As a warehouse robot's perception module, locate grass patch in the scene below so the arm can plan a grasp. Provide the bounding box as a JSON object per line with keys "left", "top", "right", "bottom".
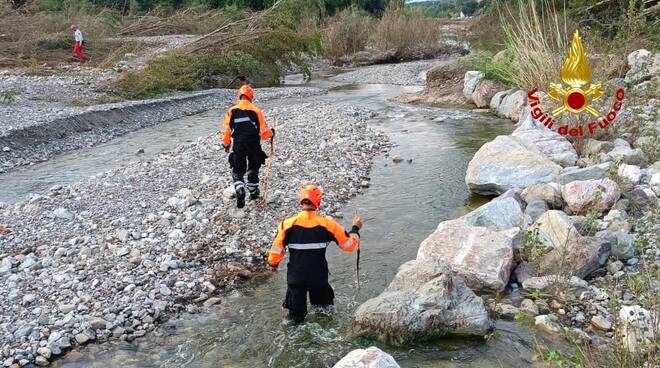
{"left": 0, "top": 90, "right": 19, "bottom": 104}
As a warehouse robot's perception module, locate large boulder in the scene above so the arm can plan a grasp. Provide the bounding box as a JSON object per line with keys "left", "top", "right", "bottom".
{"left": 466, "top": 135, "right": 561, "bottom": 195}
{"left": 497, "top": 90, "right": 527, "bottom": 121}
{"left": 558, "top": 163, "right": 611, "bottom": 185}
{"left": 350, "top": 260, "right": 491, "bottom": 344}
{"left": 538, "top": 236, "right": 610, "bottom": 278}
{"left": 617, "top": 305, "right": 657, "bottom": 353}
{"left": 561, "top": 179, "right": 622, "bottom": 214}
{"left": 333, "top": 347, "right": 400, "bottom": 368}
{"left": 598, "top": 230, "right": 637, "bottom": 260}
{"left": 462, "top": 197, "right": 524, "bottom": 230}
{"left": 463, "top": 71, "right": 484, "bottom": 99}
{"left": 650, "top": 172, "right": 660, "bottom": 196}
{"left": 617, "top": 164, "right": 642, "bottom": 184}
{"left": 606, "top": 145, "right": 647, "bottom": 166}
{"left": 489, "top": 89, "right": 513, "bottom": 111}
{"left": 584, "top": 139, "right": 615, "bottom": 156}
{"left": 532, "top": 210, "right": 580, "bottom": 249}
{"left": 471, "top": 80, "right": 505, "bottom": 108}
{"left": 493, "top": 188, "right": 526, "bottom": 209}
{"left": 416, "top": 219, "right": 515, "bottom": 292}
{"left": 525, "top": 199, "right": 548, "bottom": 223}
{"left": 522, "top": 275, "right": 588, "bottom": 292}
{"left": 513, "top": 114, "right": 577, "bottom": 167}
{"left": 522, "top": 183, "right": 563, "bottom": 208}
{"left": 625, "top": 49, "right": 660, "bottom": 84}
{"left": 625, "top": 186, "right": 658, "bottom": 207}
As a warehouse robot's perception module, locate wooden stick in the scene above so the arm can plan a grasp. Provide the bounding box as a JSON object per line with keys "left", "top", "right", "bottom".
{"left": 259, "top": 117, "right": 277, "bottom": 208}
{"left": 355, "top": 208, "right": 361, "bottom": 289}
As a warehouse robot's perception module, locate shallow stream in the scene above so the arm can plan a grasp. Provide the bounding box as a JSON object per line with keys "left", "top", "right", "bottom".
{"left": 1, "top": 72, "right": 559, "bottom": 367}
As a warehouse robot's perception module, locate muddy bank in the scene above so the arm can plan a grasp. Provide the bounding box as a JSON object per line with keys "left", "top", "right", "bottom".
{"left": 0, "top": 87, "right": 324, "bottom": 173}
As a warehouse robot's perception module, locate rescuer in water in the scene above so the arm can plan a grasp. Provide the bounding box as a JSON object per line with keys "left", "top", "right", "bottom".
{"left": 268, "top": 185, "right": 362, "bottom": 323}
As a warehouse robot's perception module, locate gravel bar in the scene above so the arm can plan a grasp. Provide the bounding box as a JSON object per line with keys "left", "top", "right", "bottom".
{"left": 329, "top": 60, "right": 439, "bottom": 86}
{"left": 0, "top": 98, "right": 388, "bottom": 367}
{"left": 0, "top": 86, "right": 325, "bottom": 173}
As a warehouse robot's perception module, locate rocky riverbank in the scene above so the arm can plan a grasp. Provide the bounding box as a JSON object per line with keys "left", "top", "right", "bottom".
{"left": 0, "top": 98, "right": 388, "bottom": 367}
{"left": 348, "top": 50, "right": 659, "bottom": 366}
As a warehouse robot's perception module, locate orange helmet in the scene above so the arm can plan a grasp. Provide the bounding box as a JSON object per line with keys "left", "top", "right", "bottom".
{"left": 237, "top": 84, "right": 254, "bottom": 101}
{"left": 299, "top": 185, "right": 322, "bottom": 209}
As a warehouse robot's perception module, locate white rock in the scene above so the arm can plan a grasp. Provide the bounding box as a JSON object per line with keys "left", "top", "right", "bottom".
{"left": 532, "top": 210, "right": 579, "bottom": 249}
{"left": 222, "top": 185, "right": 236, "bottom": 199}
{"left": 520, "top": 299, "right": 539, "bottom": 316}
{"left": 522, "top": 275, "right": 588, "bottom": 291}
{"left": 513, "top": 113, "right": 577, "bottom": 167}
{"left": 36, "top": 347, "right": 52, "bottom": 359}
{"left": 51, "top": 207, "right": 74, "bottom": 220}
{"left": 333, "top": 347, "right": 400, "bottom": 368}
{"left": 625, "top": 49, "right": 659, "bottom": 84}
{"left": 168, "top": 229, "right": 185, "bottom": 240}
{"left": 591, "top": 315, "right": 612, "bottom": 331}
{"left": 618, "top": 305, "right": 657, "bottom": 353}
{"left": 535, "top": 314, "right": 562, "bottom": 334}
{"left": 417, "top": 218, "right": 514, "bottom": 292}
{"left": 466, "top": 135, "right": 561, "bottom": 195}
{"left": 463, "top": 71, "right": 484, "bottom": 99}
{"left": 617, "top": 164, "right": 641, "bottom": 184}
{"left": 462, "top": 197, "right": 525, "bottom": 230}
{"left": 159, "top": 285, "right": 172, "bottom": 296}
{"left": 561, "top": 179, "right": 622, "bottom": 214}
{"left": 498, "top": 90, "right": 527, "bottom": 121}
{"left": 351, "top": 259, "right": 491, "bottom": 344}
{"left": 649, "top": 172, "right": 660, "bottom": 196}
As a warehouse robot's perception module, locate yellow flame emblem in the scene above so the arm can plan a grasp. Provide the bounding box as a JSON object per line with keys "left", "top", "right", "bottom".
{"left": 549, "top": 30, "right": 603, "bottom": 116}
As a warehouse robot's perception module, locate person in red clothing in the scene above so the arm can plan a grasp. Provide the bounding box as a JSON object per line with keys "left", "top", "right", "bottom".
{"left": 70, "top": 24, "right": 86, "bottom": 63}
{"left": 222, "top": 84, "right": 274, "bottom": 208}
{"left": 268, "top": 185, "right": 363, "bottom": 324}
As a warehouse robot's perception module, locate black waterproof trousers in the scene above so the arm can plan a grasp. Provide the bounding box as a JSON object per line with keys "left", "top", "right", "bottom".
{"left": 228, "top": 141, "right": 267, "bottom": 195}
{"left": 283, "top": 283, "right": 335, "bottom": 324}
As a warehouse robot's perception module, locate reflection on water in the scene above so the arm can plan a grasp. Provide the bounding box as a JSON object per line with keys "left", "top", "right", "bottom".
{"left": 8, "top": 78, "right": 557, "bottom": 368}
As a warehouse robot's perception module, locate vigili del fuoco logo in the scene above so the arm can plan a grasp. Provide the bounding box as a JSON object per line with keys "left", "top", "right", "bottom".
{"left": 528, "top": 30, "right": 625, "bottom": 137}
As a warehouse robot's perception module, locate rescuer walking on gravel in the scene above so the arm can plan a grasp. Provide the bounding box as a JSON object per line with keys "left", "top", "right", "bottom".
{"left": 268, "top": 185, "right": 363, "bottom": 324}
{"left": 222, "top": 84, "right": 274, "bottom": 208}
{"left": 70, "top": 24, "right": 86, "bottom": 63}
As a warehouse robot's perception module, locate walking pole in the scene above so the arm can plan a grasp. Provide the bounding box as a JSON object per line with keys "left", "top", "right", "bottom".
{"left": 355, "top": 209, "right": 361, "bottom": 289}
{"left": 259, "top": 117, "right": 277, "bottom": 208}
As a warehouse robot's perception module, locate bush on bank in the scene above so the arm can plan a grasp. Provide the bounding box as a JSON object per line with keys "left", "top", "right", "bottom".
{"left": 111, "top": 1, "right": 323, "bottom": 99}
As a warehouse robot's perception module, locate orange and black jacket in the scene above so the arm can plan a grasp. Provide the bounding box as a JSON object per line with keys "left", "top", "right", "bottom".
{"left": 268, "top": 210, "right": 360, "bottom": 287}
{"left": 222, "top": 100, "right": 273, "bottom": 146}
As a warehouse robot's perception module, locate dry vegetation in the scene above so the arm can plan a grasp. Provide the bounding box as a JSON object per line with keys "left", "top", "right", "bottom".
{"left": 0, "top": 2, "right": 122, "bottom": 68}
{"left": 322, "top": 4, "right": 465, "bottom": 64}
{"left": 471, "top": 0, "right": 658, "bottom": 90}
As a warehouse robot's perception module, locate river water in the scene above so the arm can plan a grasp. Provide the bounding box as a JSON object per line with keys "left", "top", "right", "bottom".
{"left": 1, "top": 73, "right": 558, "bottom": 367}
